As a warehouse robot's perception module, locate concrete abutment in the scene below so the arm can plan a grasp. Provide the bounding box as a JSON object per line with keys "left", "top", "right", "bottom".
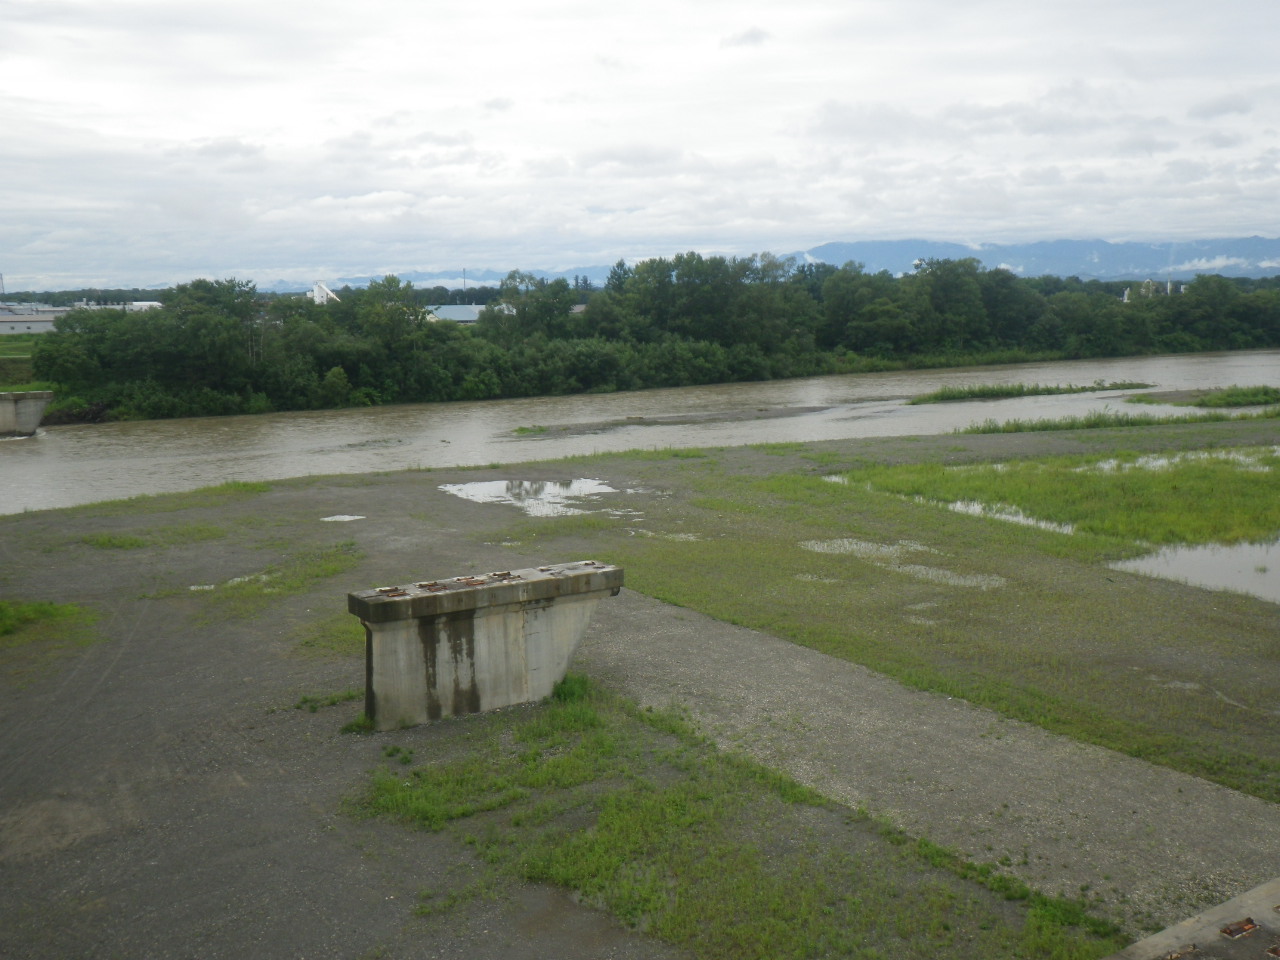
{"left": 0, "top": 391, "right": 53, "bottom": 437}
{"left": 349, "top": 561, "right": 623, "bottom": 731}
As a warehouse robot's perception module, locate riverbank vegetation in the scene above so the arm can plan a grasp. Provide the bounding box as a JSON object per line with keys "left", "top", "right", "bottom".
{"left": 959, "top": 406, "right": 1280, "bottom": 434}
{"left": 358, "top": 673, "right": 1123, "bottom": 960}
{"left": 503, "top": 437, "right": 1280, "bottom": 805}
{"left": 908, "top": 381, "right": 1150, "bottom": 404}
{"left": 25, "top": 255, "right": 1280, "bottom": 421}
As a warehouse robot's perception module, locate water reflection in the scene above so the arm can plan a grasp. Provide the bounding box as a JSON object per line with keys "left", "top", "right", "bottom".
{"left": 1111, "top": 540, "right": 1280, "bottom": 604}
{"left": 439, "top": 479, "right": 620, "bottom": 517}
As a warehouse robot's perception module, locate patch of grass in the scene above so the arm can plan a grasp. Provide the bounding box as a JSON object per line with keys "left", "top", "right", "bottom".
{"left": 294, "top": 611, "right": 366, "bottom": 659}
{"left": 909, "top": 382, "right": 1151, "bottom": 405}
{"left": 751, "top": 442, "right": 806, "bottom": 455}
{"left": 493, "top": 511, "right": 622, "bottom": 547}
{"left": 79, "top": 523, "right": 226, "bottom": 550}
{"left": 294, "top": 689, "right": 362, "bottom": 712}
{"left": 513, "top": 424, "right": 549, "bottom": 435}
{"left": 0, "top": 600, "right": 100, "bottom": 683}
{"left": 80, "top": 532, "right": 151, "bottom": 550}
{"left": 357, "top": 676, "right": 1124, "bottom": 959}
{"left": 1195, "top": 385, "right": 1280, "bottom": 407}
{"left": 855, "top": 447, "right": 1280, "bottom": 546}
{"left": 62, "top": 480, "right": 273, "bottom": 518}
{"left": 197, "top": 540, "right": 364, "bottom": 619}
{"left": 0, "top": 380, "right": 54, "bottom": 392}
{"left": 342, "top": 713, "right": 375, "bottom": 734}
{"left": 0, "top": 335, "right": 41, "bottom": 358}
{"left": 958, "top": 407, "right": 1280, "bottom": 434}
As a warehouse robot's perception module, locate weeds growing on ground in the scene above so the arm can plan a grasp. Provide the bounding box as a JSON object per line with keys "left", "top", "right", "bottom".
{"left": 909, "top": 382, "right": 1151, "bottom": 404}
{"left": 79, "top": 523, "right": 226, "bottom": 550}
{"left": 195, "top": 541, "right": 364, "bottom": 619}
{"left": 294, "top": 689, "right": 361, "bottom": 712}
{"left": 521, "top": 447, "right": 1280, "bottom": 802}
{"left": 959, "top": 406, "right": 1280, "bottom": 433}
{"left": 0, "top": 599, "right": 100, "bottom": 683}
{"left": 358, "top": 676, "right": 1123, "bottom": 960}
{"left": 61, "top": 480, "right": 273, "bottom": 518}
{"left": 1195, "top": 385, "right": 1280, "bottom": 407}
{"left": 294, "top": 612, "right": 366, "bottom": 659}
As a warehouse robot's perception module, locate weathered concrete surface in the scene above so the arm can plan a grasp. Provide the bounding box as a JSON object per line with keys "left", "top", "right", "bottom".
{"left": 1104, "top": 877, "right": 1280, "bottom": 959}
{"left": 350, "top": 561, "right": 622, "bottom": 730}
{"left": 0, "top": 390, "right": 53, "bottom": 436}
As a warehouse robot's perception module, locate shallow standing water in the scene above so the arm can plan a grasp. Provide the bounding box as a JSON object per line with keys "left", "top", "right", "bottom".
{"left": 3, "top": 349, "right": 1279, "bottom": 515}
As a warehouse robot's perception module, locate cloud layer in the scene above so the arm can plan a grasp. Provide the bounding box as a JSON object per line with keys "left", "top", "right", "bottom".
{"left": 3, "top": 0, "right": 1278, "bottom": 289}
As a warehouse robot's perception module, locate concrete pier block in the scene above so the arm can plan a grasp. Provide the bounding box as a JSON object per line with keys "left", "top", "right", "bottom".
{"left": 348, "top": 560, "right": 623, "bottom": 731}
{"left": 0, "top": 391, "right": 53, "bottom": 437}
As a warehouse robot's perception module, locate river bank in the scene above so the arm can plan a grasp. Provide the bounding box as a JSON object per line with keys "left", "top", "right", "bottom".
{"left": 2, "top": 420, "right": 1278, "bottom": 958}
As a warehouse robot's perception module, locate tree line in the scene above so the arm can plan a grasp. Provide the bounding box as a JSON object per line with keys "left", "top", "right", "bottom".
{"left": 30, "top": 254, "right": 1280, "bottom": 421}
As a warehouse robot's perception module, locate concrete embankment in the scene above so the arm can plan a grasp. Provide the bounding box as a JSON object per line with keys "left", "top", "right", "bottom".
{"left": 0, "top": 390, "right": 52, "bottom": 436}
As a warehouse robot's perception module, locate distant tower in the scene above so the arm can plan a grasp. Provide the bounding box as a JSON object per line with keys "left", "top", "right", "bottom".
{"left": 308, "top": 282, "right": 340, "bottom": 305}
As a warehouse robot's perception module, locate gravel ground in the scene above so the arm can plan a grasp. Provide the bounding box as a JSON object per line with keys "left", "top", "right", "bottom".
{"left": 2, "top": 422, "right": 1278, "bottom": 958}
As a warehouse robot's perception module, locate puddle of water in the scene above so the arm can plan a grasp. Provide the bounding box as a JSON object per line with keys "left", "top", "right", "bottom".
{"left": 799, "top": 538, "right": 1005, "bottom": 590}
{"left": 799, "top": 538, "right": 936, "bottom": 560}
{"left": 1111, "top": 539, "right": 1280, "bottom": 604}
{"left": 320, "top": 514, "right": 365, "bottom": 522}
{"left": 1080, "top": 448, "right": 1279, "bottom": 474}
{"left": 439, "top": 479, "right": 619, "bottom": 517}
{"left": 946, "top": 500, "right": 1074, "bottom": 534}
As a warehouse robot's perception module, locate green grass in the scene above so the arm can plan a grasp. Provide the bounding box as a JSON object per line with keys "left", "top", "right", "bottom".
{"left": 294, "top": 688, "right": 361, "bottom": 712}
{"left": 1195, "top": 385, "right": 1280, "bottom": 407}
{"left": 79, "top": 523, "right": 226, "bottom": 550}
{"left": 958, "top": 408, "right": 1256, "bottom": 433}
{"left": 195, "top": 541, "right": 364, "bottom": 619}
{"left": 513, "top": 424, "right": 549, "bottom": 435}
{"left": 294, "top": 611, "right": 366, "bottom": 659}
{"left": 855, "top": 447, "right": 1280, "bottom": 546}
{"left": 0, "top": 599, "right": 100, "bottom": 682}
{"left": 358, "top": 676, "right": 1123, "bottom": 959}
{"left": 909, "top": 382, "right": 1151, "bottom": 404}
{"left": 0, "top": 380, "right": 53, "bottom": 392}
{"left": 518, "top": 448, "right": 1280, "bottom": 802}
{"left": 751, "top": 441, "right": 807, "bottom": 455}
{"left": 62, "top": 480, "right": 273, "bottom": 518}
{"left": 0, "top": 334, "right": 40, "bottom": 358}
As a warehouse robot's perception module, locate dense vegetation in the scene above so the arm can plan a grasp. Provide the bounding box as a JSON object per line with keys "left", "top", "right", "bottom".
{"left": 28, "top": 254, "right": 1280, "bottom": 421}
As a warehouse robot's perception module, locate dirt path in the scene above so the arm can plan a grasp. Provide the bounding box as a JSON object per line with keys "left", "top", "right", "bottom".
{"left": 2, "top": 422, "right": 1278, "bottom": 958}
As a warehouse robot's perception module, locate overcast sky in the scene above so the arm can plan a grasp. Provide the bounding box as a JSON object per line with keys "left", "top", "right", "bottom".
{"left": 4, "top": 0, "right": 1279, "bottom": 290}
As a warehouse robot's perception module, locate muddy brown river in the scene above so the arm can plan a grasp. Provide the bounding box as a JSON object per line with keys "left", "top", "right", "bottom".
{"left": 2, "top": 350, "right": 1278, "bottom": 515}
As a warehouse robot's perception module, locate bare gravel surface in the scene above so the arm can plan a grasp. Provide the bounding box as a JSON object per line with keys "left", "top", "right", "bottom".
{"left": 2, "top": 422, "right": 1278, "bottom": 958}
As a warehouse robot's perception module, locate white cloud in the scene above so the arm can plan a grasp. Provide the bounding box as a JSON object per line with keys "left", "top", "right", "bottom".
{"left": 3, "top": 0, "right": 1280, "bottom": 289}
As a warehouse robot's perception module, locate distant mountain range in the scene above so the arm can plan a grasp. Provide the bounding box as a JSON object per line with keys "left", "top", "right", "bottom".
{"left": 257, "top": 236, "right": 1280, "bottom": 293}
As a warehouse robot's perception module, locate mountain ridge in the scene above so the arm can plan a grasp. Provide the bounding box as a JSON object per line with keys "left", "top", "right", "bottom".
{"left": 257, "top": 236, "right": 1280, "bottom": 293}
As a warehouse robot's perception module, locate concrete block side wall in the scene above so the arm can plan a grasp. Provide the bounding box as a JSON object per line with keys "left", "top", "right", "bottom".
{"left": 0, "top": 391, "right": 54, "bottom": 436}
{"left": 356, "top": 562, "right": 622, "bottom": 731}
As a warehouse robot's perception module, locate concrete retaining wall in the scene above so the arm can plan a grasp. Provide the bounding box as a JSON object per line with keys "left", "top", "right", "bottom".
{"left": 0, "top": 391, "right": 53, "bottom": 436}
{"left": 349, "top": 560, "right": 623, "bottom": 730}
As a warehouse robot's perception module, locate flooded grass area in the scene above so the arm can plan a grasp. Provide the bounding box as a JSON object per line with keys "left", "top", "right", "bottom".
{"left": 440, "top": 478, "right": 622, "bottom": 517}
{"left": 908, "top": 381, "right": 1153, "bottom": 404}
{"left": 853, "top": 447, "right": 1280, "bottom": 548}
{"left": 498, "top": 441, "right": 1280, "bottom": 804}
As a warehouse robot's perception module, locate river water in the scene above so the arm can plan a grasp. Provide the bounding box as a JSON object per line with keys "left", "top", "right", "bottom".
{"left": 3, "top": 350, "right": 1279, "bottom": 516}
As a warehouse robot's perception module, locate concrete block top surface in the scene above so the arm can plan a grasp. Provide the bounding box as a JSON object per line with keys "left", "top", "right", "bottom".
{"left": 349, "top": 560, "right": 623, "bottom": 623}
{"left": 0, "top": 391, "right": 54, "bottom": 400}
